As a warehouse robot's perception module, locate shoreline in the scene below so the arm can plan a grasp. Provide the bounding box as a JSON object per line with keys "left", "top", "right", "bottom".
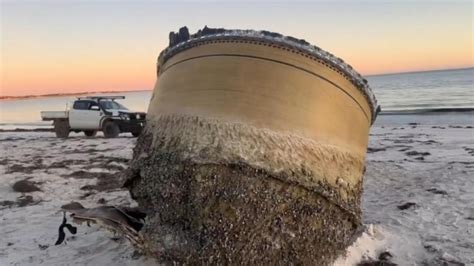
{"left": 1, "top": 108, "right": 473, "bottom": 132}
{"left": 379, "top": 108, "right": 474, "bottom": 115}
{"left": 0, "top": 128, "right": 54, "bottom": 133}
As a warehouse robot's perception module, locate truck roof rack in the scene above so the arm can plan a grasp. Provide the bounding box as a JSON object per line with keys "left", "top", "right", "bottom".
{"left": 77, "top": 96, "right": 125, "bottom": 100}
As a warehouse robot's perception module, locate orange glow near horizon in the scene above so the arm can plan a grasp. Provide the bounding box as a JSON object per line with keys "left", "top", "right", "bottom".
{"left": 1, "top": 38, "right": 161, "bottom": 96}
{"left": 2, "top": 55, "right": 156, "bottom": 96}
{"left": 1, "top": 1, "right": 473, "bottom": 97}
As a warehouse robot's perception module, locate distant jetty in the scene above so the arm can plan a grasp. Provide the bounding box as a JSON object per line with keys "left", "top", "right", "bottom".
{"left": 124, "top": 26, "right": 379, "bottom": 264}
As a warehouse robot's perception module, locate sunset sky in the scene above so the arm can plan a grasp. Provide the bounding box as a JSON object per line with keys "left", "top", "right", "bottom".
{"left": 1, "top": 0, "right": 473, "bottom": 97}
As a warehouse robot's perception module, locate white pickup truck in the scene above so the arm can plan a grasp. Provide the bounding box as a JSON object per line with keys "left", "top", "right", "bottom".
{"left": 41, "top": 96, "right": 146, "bottom": 138}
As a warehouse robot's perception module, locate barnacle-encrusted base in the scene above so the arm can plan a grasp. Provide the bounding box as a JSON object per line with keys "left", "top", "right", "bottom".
{"left": 124, "top": 115, "right": 364, "bottom": 264}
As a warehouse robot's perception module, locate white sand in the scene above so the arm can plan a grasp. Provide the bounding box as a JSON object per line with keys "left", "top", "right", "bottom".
{"left": 336, "top": 124, "right": 474, "bottom": 265}
{"left": 0, "top": 132, "right": 154, "bottom": 265}
{"left": 1, "top": 124, "right": 473, "bottom": 265}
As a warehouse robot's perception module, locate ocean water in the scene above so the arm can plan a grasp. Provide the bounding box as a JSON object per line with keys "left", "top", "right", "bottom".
{"left": 0, "top": 68, "right": 473, "bottom": 129}
{"left": 369, "top": 68, "right": 473, "bottom": 112}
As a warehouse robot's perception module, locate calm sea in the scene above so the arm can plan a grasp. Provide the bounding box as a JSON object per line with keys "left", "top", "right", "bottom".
{"left": 0, "top": 68, "right": 473, "bottom": 129}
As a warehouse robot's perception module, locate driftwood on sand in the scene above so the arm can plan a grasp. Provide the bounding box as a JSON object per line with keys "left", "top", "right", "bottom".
{"left": 57, "top": 203, "right": 147, "bottom": 249}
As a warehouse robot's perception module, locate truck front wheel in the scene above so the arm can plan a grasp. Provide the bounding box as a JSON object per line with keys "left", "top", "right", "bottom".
{"left": 102, "top": 121, "right": 120, "bottom": 138}
{"left": 54, "top": 119, "right": 70, "bottom": 138}
{"left": 84, "top": 130, "right": 97, "bottom": 137}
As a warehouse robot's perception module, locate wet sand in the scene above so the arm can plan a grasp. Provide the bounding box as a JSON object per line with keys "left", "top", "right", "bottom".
{"left": 0, "top": 123, "right": 473, "bottom": 265}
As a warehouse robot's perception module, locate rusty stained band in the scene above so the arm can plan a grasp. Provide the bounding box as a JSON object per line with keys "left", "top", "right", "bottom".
{"left": 160, "top": 54, "right": 371, "bottom": 123}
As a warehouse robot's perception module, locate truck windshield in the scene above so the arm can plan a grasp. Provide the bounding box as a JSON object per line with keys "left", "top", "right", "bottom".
{"left": 99, "top": 100, "right": 128, "bottom": 110}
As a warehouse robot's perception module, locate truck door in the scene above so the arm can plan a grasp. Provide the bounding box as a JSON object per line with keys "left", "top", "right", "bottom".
{"left": 69, "top": 100, "right": 102, "bottom": 129}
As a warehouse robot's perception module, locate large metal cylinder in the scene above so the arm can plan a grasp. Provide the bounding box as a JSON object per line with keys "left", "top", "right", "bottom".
{"left": 125, "top": 27, "right": 378, "bottom": 264}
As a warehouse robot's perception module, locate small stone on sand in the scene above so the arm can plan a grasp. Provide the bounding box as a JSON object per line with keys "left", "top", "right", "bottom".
{"left": 397, "top": 202, "right": 417, "bottom": 210}
{"left": 12, "top": 179, "right": 41, "bottom": 193}
{"left": 405, "top": 151, "right": 431, "bottom": 156}
{"left": 61, "top": 202, "right": 85, "bottom": 210}
{"left": 426, "top": 188, "right": 448, "bottom": 195}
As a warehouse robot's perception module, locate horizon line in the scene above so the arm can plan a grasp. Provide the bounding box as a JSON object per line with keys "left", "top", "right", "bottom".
{"left": 366, "top": 66, "right": 473, "bottom": 77}
{"left": 1, "top": 66, "right": 472, "bottom": 100}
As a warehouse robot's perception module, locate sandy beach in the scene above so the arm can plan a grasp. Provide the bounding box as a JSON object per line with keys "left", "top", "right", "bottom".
{"left": 0, "top": 132, "right": 153, "bottom": 265}
{"left": 1, "top": 121, "right": 473, "bottom": 265}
